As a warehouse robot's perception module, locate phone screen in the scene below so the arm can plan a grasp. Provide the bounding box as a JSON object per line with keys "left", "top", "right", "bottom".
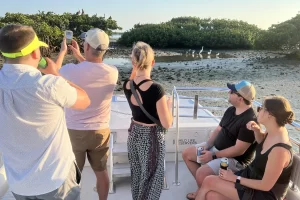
{"left": 65, "top": 30, "right": 73, "bottom": 44}
{"left": 38, "top": 57, "right": 48, "bottom": 69}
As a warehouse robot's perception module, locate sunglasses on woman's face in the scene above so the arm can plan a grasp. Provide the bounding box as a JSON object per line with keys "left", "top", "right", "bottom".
{"left": 257, "top": 106, "right": 263, "bottom": 112}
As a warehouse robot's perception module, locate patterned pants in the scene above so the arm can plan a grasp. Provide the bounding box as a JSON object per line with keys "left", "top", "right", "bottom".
{"left": 127, "top": 122, "right": 165, "bottom": 200}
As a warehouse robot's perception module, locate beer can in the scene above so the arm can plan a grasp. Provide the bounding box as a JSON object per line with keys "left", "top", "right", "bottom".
{"left": 220, "top": 157, "right": 229, "bottom": 170}
{"left": 196, "top": 146, "right": 204, "bottom": 164}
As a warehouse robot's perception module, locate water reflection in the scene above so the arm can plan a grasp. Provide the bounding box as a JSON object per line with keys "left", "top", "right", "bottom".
{"left": 103, "top": 53, "right": 232, "bottom": 66}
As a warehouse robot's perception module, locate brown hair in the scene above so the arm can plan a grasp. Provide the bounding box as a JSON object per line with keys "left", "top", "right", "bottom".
{"left": 264, "top": 96, "right": 295, "bottom": 127}
{"left": 131, "top": 41, "right": 154, "bottom": 70}
{"left": 0, "top": 24, "right": 35, "bottom": 54}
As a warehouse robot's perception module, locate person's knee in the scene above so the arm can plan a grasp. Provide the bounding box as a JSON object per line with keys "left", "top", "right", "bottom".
{"left": 182, "top": 146, "right": 196, "bottom": 161}
{"left": 195, "top": 166, "right": 214, "bottom": 186}
{"left": 95, "top": 169, "right": 109, "bottom": 181}
{"left": 202, "top": 175, "right": 217, "bottom": 189}
{"left": 206, "top": 191, "right": 217, "bottom": 199}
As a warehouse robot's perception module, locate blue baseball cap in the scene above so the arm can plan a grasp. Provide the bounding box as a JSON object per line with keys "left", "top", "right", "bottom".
{"left": 227, "top": 80, "right": 256, "bottom": 101}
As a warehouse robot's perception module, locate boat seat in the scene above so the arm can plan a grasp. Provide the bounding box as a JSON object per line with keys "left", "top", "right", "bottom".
{"left": 285, "top": 153, "right": 300, "bottom": 200}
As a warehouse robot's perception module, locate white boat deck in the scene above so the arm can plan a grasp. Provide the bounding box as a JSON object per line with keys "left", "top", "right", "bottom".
{"left": 2, "top": 162, "right": 197, "bottom": 200}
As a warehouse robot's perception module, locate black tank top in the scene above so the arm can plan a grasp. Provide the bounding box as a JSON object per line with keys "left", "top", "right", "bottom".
{"left": 123, "top": 79, "right": 165, "bottom": 124}
{"left": 248, "top": 135, "right": 293, "bottom": 199}
{"left": 250, "top": 135, "right": 293, "bottom": 184}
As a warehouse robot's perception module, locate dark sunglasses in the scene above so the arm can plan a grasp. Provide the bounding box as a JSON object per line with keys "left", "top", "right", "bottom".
{"left": 257, "top": 106, "right": 274, "bottom": 116}
{"left": 230, "top": 90, "right": 242, "bottom": 97}
{"left": 257, "top": 106, "right": 263, "bottom": 112}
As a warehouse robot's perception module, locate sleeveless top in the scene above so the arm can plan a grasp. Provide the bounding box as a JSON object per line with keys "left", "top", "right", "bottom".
{"left": 238, "top": 134, "right": 293, "bottom": 199}
{"left": 123, "top": 79, "right": 165, "bottom": 124}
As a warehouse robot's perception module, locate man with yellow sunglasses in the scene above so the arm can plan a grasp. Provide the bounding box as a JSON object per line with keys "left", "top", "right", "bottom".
{"left": 0, "top": 24, "right": 90, "bottom": 199}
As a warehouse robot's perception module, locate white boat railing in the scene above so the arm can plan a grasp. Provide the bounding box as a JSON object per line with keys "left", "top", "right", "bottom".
{"left": 171, "top": 86, "right": 300, "bottom": 188}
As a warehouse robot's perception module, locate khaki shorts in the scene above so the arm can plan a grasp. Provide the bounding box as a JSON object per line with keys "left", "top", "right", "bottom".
{"left": 68, "top": 128, "right": 110, "bottom": 172}
{"left": 195, "top": 142, "right": 244, "bottom": 175}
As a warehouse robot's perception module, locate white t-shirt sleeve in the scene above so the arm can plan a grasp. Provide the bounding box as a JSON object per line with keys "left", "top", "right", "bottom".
{"left": 51, "top": 76, "right": 77, "bottom": 108}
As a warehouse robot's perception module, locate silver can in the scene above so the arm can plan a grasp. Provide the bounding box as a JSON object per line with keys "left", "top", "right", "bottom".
{"left": 196, "top": 146, "right": 204, "bottom": 164}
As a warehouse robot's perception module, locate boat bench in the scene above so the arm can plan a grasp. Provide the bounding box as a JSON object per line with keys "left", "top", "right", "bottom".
{"left": 286, "top": 153, "right": 300, "bottom": 200}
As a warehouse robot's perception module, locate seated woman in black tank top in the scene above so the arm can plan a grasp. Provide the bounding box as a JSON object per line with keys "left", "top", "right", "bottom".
{"left": 196, "top": 96, "right": 294, "bottom": 200}
{"left": 123, "top": 41, "right": 173, "bottom": 200}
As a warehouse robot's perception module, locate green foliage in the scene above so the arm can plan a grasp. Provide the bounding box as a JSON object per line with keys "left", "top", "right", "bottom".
{"left": 0, "top": 11, "right": 122, "bottom": 55}
{"left": 255, "top": 14, "right": 300, "bottom": 50}
{"left": 118, "top": 17, "right": 262, "bottom": 49}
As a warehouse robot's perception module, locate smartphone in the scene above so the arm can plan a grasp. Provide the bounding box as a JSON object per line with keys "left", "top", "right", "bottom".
{"left": 65, "top": 30, "right": 73, "bottom": 45}
{"left": 38, "top": 57, "right": 48, "bottom": 69}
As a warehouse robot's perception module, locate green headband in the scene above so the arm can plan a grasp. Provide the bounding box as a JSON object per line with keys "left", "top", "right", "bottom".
{"left": 1, "top": 35, "right": 48, "bottom": 58}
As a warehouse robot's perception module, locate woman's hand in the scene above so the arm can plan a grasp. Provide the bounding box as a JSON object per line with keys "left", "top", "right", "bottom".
{"left": 219, "top": 169, "right": 237, "bottom": 182}
{"left": 246, "top": 121, "right": 261, "bottom": 132}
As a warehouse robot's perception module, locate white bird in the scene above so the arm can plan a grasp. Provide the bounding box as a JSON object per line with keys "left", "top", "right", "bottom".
{"left": 208, "top": 50, "right": 212, "bottom": 55}
{"left": 192, "top": 50, "right": 195, "bottom": 54}
{"left": 199, "top": 46, "right": 204, "bottom": 54}
{"left": 181, "top": 26, "right": 184, "bottom": 29}
{"left": 216, "top": 53, "right": 219, "bottom": 56}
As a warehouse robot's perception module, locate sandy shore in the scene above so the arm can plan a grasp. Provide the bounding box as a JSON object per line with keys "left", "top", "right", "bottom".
{"left": 113, "top": 50, "right": 300, "bottom": 112}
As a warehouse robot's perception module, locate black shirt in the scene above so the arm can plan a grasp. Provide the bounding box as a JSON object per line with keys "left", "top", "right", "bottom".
{"left": 123, "top": 79, "right": 165, "bottom": 124}
{"left": 214, "top": 106, "right": 257, "bottom": 166}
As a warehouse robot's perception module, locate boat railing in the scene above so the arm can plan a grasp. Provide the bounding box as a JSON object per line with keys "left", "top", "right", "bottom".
{"left": 171, "top": 86, "right": 300, "bottom": 191}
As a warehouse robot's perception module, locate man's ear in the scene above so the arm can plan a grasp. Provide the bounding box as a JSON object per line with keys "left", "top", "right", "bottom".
{"left": 86, "top": 43, "right": 91, "bottom": 51}
{"left": 31, "top": 49, "right": 40, "bottom": 60}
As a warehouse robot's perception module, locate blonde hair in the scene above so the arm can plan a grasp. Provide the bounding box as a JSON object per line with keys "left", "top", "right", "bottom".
{"left": 131, "top": 41, "right": 154, "bottom": 70}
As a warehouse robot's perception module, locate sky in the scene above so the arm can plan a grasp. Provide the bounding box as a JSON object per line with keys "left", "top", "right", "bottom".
{"left": 1, "top": 0, "right": 300, "bottom": 31}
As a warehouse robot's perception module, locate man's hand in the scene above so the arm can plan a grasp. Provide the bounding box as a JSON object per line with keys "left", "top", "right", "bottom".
{"left": 60, "top": 37, "right": 68, "bottom": 54}
{"left": 200, "top": 150, "right": 213, "bottom": 163}
{"left": 38, "top": 57, "right": 59, "bottom": 76}
{"left": 68, "top": 39, "right": 81, "bottom": 57}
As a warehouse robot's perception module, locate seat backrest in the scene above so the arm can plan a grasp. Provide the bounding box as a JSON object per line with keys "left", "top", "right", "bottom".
{"left": 285, "top": 153, "right": 300, "bottom": 200}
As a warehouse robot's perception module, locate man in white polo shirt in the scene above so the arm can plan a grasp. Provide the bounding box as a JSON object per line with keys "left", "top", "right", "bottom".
{"left": 56, "top": 28, "right": 118, "bottom": 200}
{"left": 0, "top": 24, "right": 90, "bottom": 199}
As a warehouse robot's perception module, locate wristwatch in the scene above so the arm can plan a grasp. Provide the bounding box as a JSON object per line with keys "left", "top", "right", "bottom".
{"left": 212, "top": 152, "right": 217, "bottom": 160}
{"left": 236, "top": 176, "right": 241, "bottom": 184}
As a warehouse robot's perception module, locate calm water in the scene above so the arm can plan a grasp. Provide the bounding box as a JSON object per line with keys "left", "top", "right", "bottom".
{"left": 104, "top": 54, "right": 232, "bottom": 66}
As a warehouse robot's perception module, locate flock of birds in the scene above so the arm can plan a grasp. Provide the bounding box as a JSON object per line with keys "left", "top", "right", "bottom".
{"left": 185, "top": 46, "right": 220, "bottom": 59}
{"left": 76, "top": 9, "right": 85, "bottom": 15}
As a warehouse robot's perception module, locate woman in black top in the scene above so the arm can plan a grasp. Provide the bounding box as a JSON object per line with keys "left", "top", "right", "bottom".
{"left": 196, "top": 96, "right": 294, "bottom": 200}
{"left": 123, "top": 41, "right": 173, "bottom": 200}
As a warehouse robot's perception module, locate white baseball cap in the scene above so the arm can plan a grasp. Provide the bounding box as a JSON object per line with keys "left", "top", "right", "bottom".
{"left": 81, "top": 28, "right": 109, "bottom": 50}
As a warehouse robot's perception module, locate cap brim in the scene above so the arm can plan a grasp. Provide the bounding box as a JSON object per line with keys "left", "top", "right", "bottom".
{"left": 38, "top": 41, "right": 48, "bottom": 48}
{"left": 227, "top": 83, "right": 237, "bottom": 92}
